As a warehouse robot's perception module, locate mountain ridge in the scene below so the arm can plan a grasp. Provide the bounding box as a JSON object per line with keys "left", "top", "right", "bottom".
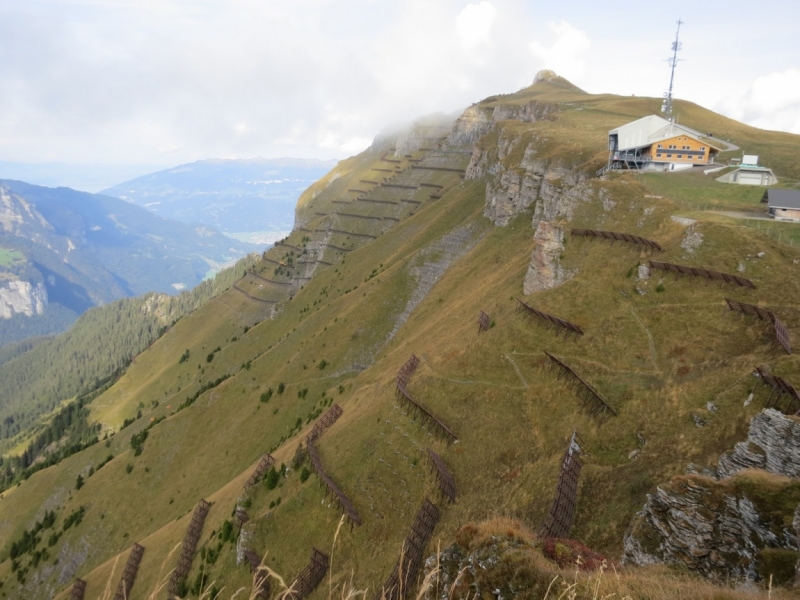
{"left": 2, "top": 75, "right": 800, "bottom": 599}
{"left": 0, "top": 179, "right": 258, "bottom": 346}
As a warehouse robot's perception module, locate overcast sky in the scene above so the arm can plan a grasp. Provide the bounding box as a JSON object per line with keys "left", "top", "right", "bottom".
{"left": 1, "top": 0, "right": 798, "bottom": 169}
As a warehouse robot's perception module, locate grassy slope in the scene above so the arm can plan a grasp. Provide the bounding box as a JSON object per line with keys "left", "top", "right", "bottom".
{"left": 1, "top": 80, "right": 799, "bottom": 599}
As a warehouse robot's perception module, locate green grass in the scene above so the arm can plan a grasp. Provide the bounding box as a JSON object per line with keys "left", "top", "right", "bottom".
{"left": 3, "top": 78, "right": 800, "bottom": 600}
{"left": 0, "top": 247, "right": 24, "bottom": 267}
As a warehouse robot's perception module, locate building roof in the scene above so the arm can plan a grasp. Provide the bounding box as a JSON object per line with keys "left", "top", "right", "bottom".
{"left": 762, "top": 189, "right": 800, "bottom": 209}
{"left": 609, "top": 115, "right": 724, "bottom": 152}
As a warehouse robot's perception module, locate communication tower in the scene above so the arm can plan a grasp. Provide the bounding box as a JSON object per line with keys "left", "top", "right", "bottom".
{"left": 661, "top": 19, "right": 684, "bottom": 120}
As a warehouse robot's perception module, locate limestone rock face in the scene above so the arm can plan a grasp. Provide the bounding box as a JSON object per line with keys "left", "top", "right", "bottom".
{"left": 531, "top": 167, "right": 591, "bottom": 229}
{"left": 448, "top": 105, "right": 493, "bottom": 146}
{"left": 623, "top": 475, "right": 800, "bottom": 582}
{"left": 492, "top": 100, "right": 557, "bottom": 124}
{"left": 717, "top": 409, "right": 800, "bottom": 479}
{"left": 0, "top": 280, "right": 47, "bottom": 319}
{"left": 523, "top": 221, "right": 572, "bottom": 294}
{"left": 624, "top": 409, "right": 800, "bottom": 583}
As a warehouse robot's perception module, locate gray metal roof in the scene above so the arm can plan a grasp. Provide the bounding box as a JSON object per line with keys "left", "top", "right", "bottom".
{"left": 764, "top": 189, "right": 800, "bottom": 210}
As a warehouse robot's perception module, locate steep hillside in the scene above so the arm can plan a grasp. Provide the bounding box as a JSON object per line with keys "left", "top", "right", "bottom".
{"left": 0, "top": 180, "right": 258, "bottom": 346}
{"left": 2, "top": 74, "right": 800, "bottom": 599}
{"left": 101, "top": 158, "right": 337, "bottom": 236}
{"left": 0, "top": 253, "right": 258, "bottom": 455}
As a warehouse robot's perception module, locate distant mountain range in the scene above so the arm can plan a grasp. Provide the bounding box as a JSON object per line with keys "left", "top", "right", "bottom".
{"left": 101, "top": 157, "right": 337, "bottom": 234}
{"left": 0, "top": 179, "right": 259, "bottom": 345}
{"left": 0, "top": 161, "right": 163, "bottom": 194}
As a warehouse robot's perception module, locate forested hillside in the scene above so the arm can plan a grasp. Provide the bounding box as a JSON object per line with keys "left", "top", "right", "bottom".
{"left": 0, "top": 252, "right": 259, "bottom": 449}
{"left": 0, "top": 180, "right": 259, "bottom": 346}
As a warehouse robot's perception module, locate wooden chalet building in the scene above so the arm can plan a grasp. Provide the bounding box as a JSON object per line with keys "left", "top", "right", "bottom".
{"left": 608, "top": 115, "right": 723, "bottom": 171}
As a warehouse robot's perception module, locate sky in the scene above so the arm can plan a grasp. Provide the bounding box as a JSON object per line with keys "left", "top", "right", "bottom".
{"left": 1, "top": 0, "right": 798, "bottom": 171}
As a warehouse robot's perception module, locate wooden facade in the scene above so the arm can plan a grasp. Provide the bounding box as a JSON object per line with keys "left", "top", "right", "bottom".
{"left": 649, "top": 134, "right": 715, "bottom": 165}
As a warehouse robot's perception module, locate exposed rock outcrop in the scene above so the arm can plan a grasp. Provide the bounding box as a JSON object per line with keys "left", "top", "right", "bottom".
{"left": 523, "top": 221, "right": 573, "bottom": 294}
{"left": 624, "top": 410, "right": 800, "bottom": 583}
{"left": 0, "top": 280, "right": 47, "bottom": 319}
{"left": 387, "top": 223, "right": 484, "bottom": 343}
{"left": 448, "top": 105, "right": 493, "bottom": 146}
{"left": 681, "top": 225, "right": 704, "bottom": 254}
{"left": 491, "top": 100, "right": 557, "bottom": 124}
{"left": 717, "top": 409, "right": 800, "bottom": 479}
{"left": 624, "top": 474, "right": 800, "bottom": 583}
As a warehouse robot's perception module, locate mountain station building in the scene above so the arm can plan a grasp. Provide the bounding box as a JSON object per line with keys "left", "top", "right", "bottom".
{"left": 761, "top": 189, "right": 800, "bottom": 222}
{"left": 608, "top": 115, "right": 723, "bottom": 171}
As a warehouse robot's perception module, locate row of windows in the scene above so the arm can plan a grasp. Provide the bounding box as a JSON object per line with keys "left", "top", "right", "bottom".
{"left": 655, "top": 153, "right": 705, "bottom": 160}
{"left": 656, "top": 143, "right": 707, "bottom": 151}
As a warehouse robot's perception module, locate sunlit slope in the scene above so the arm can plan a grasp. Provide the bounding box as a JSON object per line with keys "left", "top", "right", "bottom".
{"left": 2, "top": 79, "right": 800, "bottom": 599}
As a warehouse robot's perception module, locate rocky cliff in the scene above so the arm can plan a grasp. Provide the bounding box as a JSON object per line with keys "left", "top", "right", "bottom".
{"left": 456, "top": 74, "right": 594, "bottom": 295}
{"left": 624, "top": 409, "right": 800, "bottom": 585}
{"left": 0, "top": 279, "right": 47, "bottom": 319}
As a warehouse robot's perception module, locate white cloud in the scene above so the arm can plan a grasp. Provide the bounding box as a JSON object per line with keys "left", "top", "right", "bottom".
{"left": 455, "top": 2, "right": 496, "bottom": 48}
{"left": 1, "top": 2, "right": 797, "bottom": 168}
{"left": 530, "top": 20, "right": 591, "bottom": 81}
{"left": 717, "top": 69, "right": 800, "bottom": 134}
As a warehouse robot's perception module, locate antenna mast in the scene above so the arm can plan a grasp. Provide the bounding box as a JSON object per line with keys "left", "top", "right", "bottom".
{"left": 661, "top": 19, "right": 684, "bottom": 120}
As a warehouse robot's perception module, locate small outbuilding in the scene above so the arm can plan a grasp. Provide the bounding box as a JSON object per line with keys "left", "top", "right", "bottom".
{"left": 715, "top": 155, "right": 778, "bottom": 186}
{"left": 761, "top": 189, "right": 800, "bottom": 222}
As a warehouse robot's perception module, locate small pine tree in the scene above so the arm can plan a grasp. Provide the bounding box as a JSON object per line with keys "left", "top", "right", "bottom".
{"left": 299, "top": 467, "right": 311, "bottom": 483}
{"left": 264, "top": 467, "right": 279, "bottom": 490}
{"left": 75, "top": 475, "right": 84, "bottom": 490}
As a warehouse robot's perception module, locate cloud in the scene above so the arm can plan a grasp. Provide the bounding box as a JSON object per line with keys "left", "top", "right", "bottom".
{"left": 0, "top": 0, "right": 546, "bottom": 165}
{"left": 456, "top": 2, "right": 496, "bottom": 48}
{"left": 717, "top": 69, "right": 800, "bottom": 134}
{"left": 529, "top": 20, "right": 591, "bottom": 81}
{"left": 2, "top": 2, "right": 796, "bottom": 168}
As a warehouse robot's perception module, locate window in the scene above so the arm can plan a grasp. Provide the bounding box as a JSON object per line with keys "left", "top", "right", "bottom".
{"left": 657, "top": 144, "right": 663, "bottom": 149}
{"left": 666, "top": 154, "right": 673, "bottom": 158}
{"left": 656, "top": 153, "right": 662, "bottom": 158}
{"left": 677, "top": 155, "right": 683, "bottom": 159}
{"left": 700, "top": 147, "right": 705, "bottom": 151}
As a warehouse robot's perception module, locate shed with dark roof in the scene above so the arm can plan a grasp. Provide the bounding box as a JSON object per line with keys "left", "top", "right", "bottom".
{"left": 761, "top": 189, "right": 800, "bottom": 222}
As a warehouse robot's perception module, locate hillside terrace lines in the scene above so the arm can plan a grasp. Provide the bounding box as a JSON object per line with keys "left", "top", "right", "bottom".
{"left": 375, "top": 498, "right": 440, "bottom": 600}
{"left": 516, "top": 299, "right": 584, "bottom": 339}
{"left": 544, "top": 352, "right": 617, "bottom": 420}
{"left": 305, "top": 404, "right": 361, "bottom": 525}
{"left": 571, "top": 228, "right": 663, "bottom": 252}
{"left": 426, "top": 448, "right": 455, "bottom": 503}
{"left": 753, "top": 367, "right": 800, "bottom": 414}
{"left": 113, "top": 543, "right": 145, "bottom": 600}
{"left": 69, "top": 579, "right": 87, "bottom": 600}
{"left": 256, "top": 143, "right": 467, "bottom": 290}
{"left": 168, "top": 499, "right": 211, "bottom": 596}
{"left": 394, "top": 384, "right": 457, "bottom": 445}
{"left": 242, "top": 550, "right": 270, "bottom": 599}
{"left": 287, "top": 548, "right": 329, "bottom": 600}
{"left": 539, "top": 432, "right": 583, "bottom": 539}
{"left": 244, "top": 453, "right": 275, "bottom": 489}
{"left": 648, "top": 261, "right": 756, "bottom": 289}
{"left": 725, "top": 298, "right": 792, "bottom": 354}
